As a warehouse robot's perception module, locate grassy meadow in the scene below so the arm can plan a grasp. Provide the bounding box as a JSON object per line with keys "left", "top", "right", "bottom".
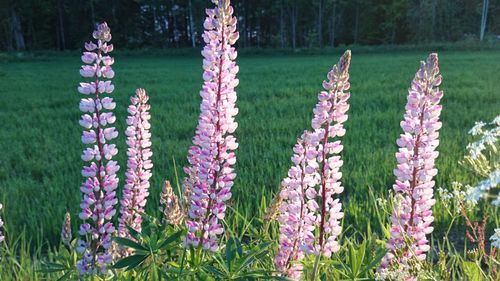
{"left": 0, "top": 49, "right": 498, "bottom": 279}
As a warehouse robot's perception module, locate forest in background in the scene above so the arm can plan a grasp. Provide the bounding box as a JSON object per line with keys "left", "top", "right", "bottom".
{"left": 1, "top": 0, "right": 499, "bottom": 51}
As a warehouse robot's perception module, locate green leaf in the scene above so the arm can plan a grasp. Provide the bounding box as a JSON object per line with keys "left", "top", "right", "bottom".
{"left": 350, "top": 241, "right": 366, "bottom": 276}
{"left": 360, "top": 248, "right": 387, "bottom": 276}
{"left": 236, "top": 242, "right": 272, "bottom": 272}
{"left": 463, "top": 261, "right": 483, "bottom": 281}
{"left": 113, "top": 254, "right": 148, "bottom": 270}
{"left": 113, "top": 237, "right": 148, "bottom": 252}
{"left": 166, "top": 261, "right": 181, "bottom": 268}
{"left": 38, "top": 262, "right": 67, "bottom": 273}
{"left": 225, "top": 237, "right": 235, "bottom": 270}
{"left": 238, "top": 269, "right": 291, "bottom": 280}
{"left": 55, "top": 271, "right": 72, "bottom": 281}
{"left": 126, "top": 224, "right": 141, "bottom": 240}
{"left": 158, "top": 229, "right": 184, "bottom": 249}
{"left": 142, "top": 220, "right": 153, "bottom": 237}
{"left": 234, "top": 237, "right": 243, "bottom": 257}
{"left": 150, "top": 231, "right": 158, "bottom": 251}
{"left": 202, "top": 265, "right": 225, "bottom": 278}
{"left": 259, "top": 276, "right": 292, "bottom": 281}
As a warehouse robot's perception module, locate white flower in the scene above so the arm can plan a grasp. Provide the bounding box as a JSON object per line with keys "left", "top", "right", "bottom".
{"left": 483, "top": 130, "right": 498, "bottom": 147}
{"left": 461, "top": 116, "right": 499, "bottom": 208}
{"left": 465, "top": 170, "right": 500, "bottom": 206}
{"left": 438, "top": 187, "right": 451, "bottom": 200}
{"left": 376, "top": 197, "right": 388, "bottom": 208}
{"left": 492, "top": 192, "right": 500, "bottom": 206}
{"left": 465, "top": 184, "right": 482, "bottom": 205}
{"left": 491, "top": 228, "right": 500, "bottom": 248}
{"left": 467, "top": 140, "right": 486, "bottom": 160}
{"left": 489, "top": 170, "right": 500, "bottom": 188}
{"left": 490, "top": 115, "right": 500, "bottom": 126}
{"left": 469, "top": 121, "right": 486, "bottom": 136}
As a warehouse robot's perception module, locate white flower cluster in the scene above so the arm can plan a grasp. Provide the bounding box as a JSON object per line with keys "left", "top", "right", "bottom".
{"left": 491, "top": 228, "right": 500, "bottom": 248}
{"left": 466, "top": 117, "right": 499, "bottom": 160}
{"left": 376, "top": 197, "right": 388, "bottom": 209}
{"left": 376, "top": 266, "right": 412, "bottom": 281}
{"left": 461, "top": 115, "right": 500, "bottom": 251}
{"left": 375, "top": 260, "right": 434, "bottom": 281}
{"left": 463, "top": 115, "right": 500, "bottom": 205}
{"left": 437, "top": 182, "right": 474, "bottom": 214}
{"left": 465, "top": 170, "right": 500, "bottom": 206}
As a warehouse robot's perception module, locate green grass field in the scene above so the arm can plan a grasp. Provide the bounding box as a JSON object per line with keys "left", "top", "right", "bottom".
{"left": 0, "top": 50, "right": 498, "bottom": 272}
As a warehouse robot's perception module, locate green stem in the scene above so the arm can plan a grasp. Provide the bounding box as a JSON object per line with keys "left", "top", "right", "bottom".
{"left": 444, "top": 216, "right": 456, "bottom": 240}
{"left": 178, "top": 246, "right": 187, "bottom": 278}
{"left": 195, "top": 247, "right": 204, "bottom": 267}
{"left": 311, "top": 254, "right": 321, "bottom": 281}
{"left": 263, "top": 220, "right": 271, "bottom": 241}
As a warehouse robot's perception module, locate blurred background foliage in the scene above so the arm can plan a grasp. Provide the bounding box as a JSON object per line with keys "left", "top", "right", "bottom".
{"left": 0, "top": 0, "right": 499, "bottom": 51}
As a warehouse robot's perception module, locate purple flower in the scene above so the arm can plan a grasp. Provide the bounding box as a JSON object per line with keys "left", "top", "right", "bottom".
{"left": 276, "top": 51, "right": 351, "bottom": 279}
{"left": 76, "top": 22, "right": 119, "bottom": 275}
{"left": 118, "top": 88, "right": 153, "bottom": 244}
{"left": 379, "top": 53, "right": 443, "bottom": 277}
{"left": 183, "top": 0, "right": 240, "bottom": 251}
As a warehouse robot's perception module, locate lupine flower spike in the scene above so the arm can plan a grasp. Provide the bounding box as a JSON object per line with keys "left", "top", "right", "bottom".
{"left": 0, "top": 203, "right": 4, "bottom": 243}
{"left": 183, "top": 0, "right": 239, "bottom": 251}
{"left": 76, "top": 22, "right": 119, "bottom": 275}
{"left": 275, "top": 131, "right": 312, "bottom": 280}
{"left": 61, "top": 212, "right": 72, "bottom": 248}
{"left": 276, "top": 50, "right": 351, "bottom": 280}
{"left": 160, "top": 180, "right": 184, "bottom": 226}
{"left": 378, "top": 53, "right": 443, "bottom": 280}
{"left": 118, "top": 88, "right": 153, "bottom": 241}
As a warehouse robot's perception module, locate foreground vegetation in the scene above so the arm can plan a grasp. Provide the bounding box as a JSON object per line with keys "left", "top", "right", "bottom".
{"left": 0, "top": 48, "right": 498, "bottom": 280}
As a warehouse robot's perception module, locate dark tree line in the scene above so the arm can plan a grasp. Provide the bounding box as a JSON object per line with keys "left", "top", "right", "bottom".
{"left": 1, "top": 0, "right": 499, "bottom": 51}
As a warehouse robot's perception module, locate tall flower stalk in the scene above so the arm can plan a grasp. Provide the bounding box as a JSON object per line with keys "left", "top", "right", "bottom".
{"left": 183, "top": 0, "right": 239, "bottom": 251}
{"left": 275, "top": 50, "right": 351, "bottom": 280}
{"left": 118, "top": 88, "right": 153, "bottom": 240}
{"left": 378, "top": 53, "right": 443, "bottom": 279}
{"left": 76, "top": 22, "right": 119, "bottom": 275}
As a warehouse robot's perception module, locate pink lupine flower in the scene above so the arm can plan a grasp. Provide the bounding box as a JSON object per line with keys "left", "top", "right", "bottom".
{"left": 183, "top": 0, "right": 239, "bottom": 251}
{"left": 303, "top": 51, "right": 350, "bottom": 258}
{"left": 276, "top": 51, "right": 351, "bottom": 279}
{"left": 275, "top": 131, "right": 312, "bottom": 280}
{"left": 379, "top": 53, "right": 443, "bottom": 278}
{"left": 76, "top": 22, "right": 119, "bottom": 275}
{"left": 118, "top": 88, "right": 153, "bottom": 242}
